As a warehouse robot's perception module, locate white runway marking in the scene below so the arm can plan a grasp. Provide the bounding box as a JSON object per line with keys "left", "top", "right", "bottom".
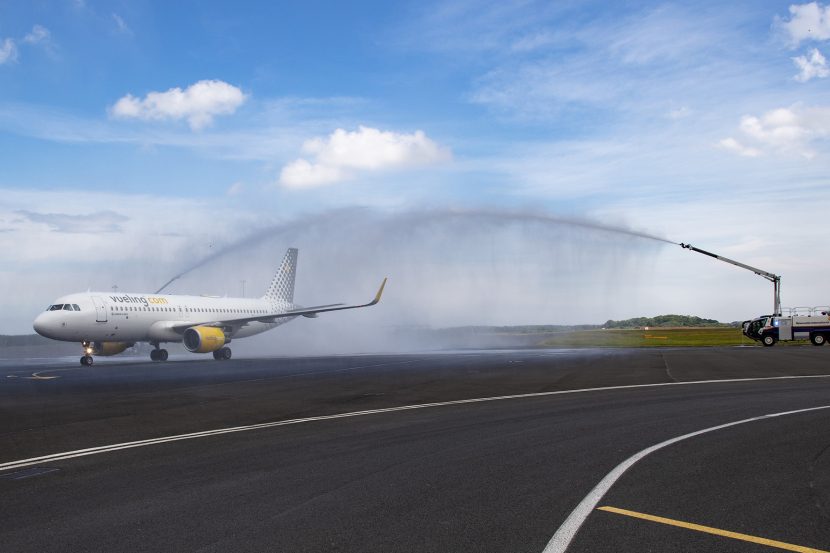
{"left": 2, "top": 374, "right": 830, "bottom": 475}
{"left": 542, "top": 404, "right": 830, "bottom": 553}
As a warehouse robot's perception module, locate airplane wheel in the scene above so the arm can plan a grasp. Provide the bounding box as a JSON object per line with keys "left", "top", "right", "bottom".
{"left": 158, "top": 349, "right": 169, "bottom": 361}
{"left": 81, "top": 355, "right": 94, "bottom": 366}
{"left": 150, "top": 350, "right": 159, "bottom": 361}
{"left": 222, "top": 347, "right": 232, "bottom": 360}
{"left": 212, "top": 350, "right": 222, "bottom": 360}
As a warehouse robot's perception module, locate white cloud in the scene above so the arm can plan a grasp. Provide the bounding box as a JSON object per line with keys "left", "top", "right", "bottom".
{"left": 280, "top": 159, "right": 345, "bottom": 188}
{"left": 226, "top": 181, "right": 244, "bottom": 196}
{"left": 510, "top": 31, "right": 557, "bottom": 53}
{"left": 466, "top": 5, "right": 747, "bottom": 123}
{"left": 0, "top": 38, "right": 18, "bottom": 65}
{"left": 778, "top": 2, "right": 830, "bottom": 46}
{"left": 16, "top": 209, "right": 126, "bottom": 233}
{"left": 720, "top": 105, "right": 830, "bottom": 158}
{"left": 793, "top": 47, "right": 830, "bottom": 81}
{"left": 717, "top": 137, "right": 760, "bottom": 157}
{"left": 23, "top": 25, "right": 50, "bottom": 45}
{"left": 279, "top": 126, "right": 451, "bottom": 189}
{"left": 110, "top": 79, "right": 247, "bottom": 130}
{"left": 112, "top": 13, "right": 132, "bottom": 35}
{"left": 667, "top": 106, "right": 692, "bottom": 119}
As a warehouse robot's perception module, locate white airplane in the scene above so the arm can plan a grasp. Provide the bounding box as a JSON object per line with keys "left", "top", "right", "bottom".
{"left": 33, "top": 248, "right": 387, "bottom": 366}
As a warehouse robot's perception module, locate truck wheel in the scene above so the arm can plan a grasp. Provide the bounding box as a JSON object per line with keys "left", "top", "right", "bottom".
{"left": 762, "top": 335, "right": 776, "bottom": 347}
{"left": 811, "top": 334, "right": 826, "bottom": 346}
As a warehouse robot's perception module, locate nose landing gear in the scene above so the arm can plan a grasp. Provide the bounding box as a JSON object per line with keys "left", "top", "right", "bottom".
{"left": 80, "top": 341, "right": 94, "bottom": 366}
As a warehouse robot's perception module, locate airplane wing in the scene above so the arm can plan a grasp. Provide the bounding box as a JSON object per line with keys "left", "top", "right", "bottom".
{"left": 170, "top": 278, "right": 387, "bottom": 332}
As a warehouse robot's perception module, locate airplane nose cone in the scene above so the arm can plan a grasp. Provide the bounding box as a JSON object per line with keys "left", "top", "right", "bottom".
{"left": 33, "top": 313, "right": 51, "bottom": 338}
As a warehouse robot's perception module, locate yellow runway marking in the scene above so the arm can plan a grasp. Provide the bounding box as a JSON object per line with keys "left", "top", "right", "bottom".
{"left": 598, "top": 506, "right": 830, "bottom": 553}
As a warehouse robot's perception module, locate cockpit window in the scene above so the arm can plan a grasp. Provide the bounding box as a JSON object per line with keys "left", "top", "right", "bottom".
{"left": 72, "top": 304, "right": 81, "bottom": 311}
{"left": 49, "top": 304, "right": 64, "bottom": 311}
{"left": 63, "top": 304, "right": 73, "bottom": 311}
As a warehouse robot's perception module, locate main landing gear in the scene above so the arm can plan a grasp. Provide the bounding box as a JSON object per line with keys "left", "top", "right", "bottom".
{"left": 150, "top": 346, "right": 169, "bottom": 362}
{"left": 213, "top": 347, "right": 232, "bottom": 360}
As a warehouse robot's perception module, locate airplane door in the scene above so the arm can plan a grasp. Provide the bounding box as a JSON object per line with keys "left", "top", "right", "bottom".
{"left": 91, "top": 296, "right": 108, "bottom": 322}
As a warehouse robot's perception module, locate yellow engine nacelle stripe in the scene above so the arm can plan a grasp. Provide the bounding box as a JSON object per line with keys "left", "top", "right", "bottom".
{"left": 183, "top": 326, "right": 226, "bottom": 353}
{"left": 92, "top": 342, "right": 132, "bottom": 356}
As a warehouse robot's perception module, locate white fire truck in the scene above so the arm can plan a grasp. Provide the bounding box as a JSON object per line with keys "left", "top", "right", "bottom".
{"left": 742, "top": 308, "right": 830, "bottom": 347}
{"left": 681, "top": 243, "right": 829, "bottom": 347}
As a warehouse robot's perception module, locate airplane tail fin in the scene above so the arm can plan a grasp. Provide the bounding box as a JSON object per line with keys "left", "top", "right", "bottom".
{"left": 263, "top": 248, "right": 298, "bottom": 303}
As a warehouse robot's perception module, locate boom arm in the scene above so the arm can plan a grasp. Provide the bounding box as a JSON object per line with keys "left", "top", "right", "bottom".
{"left": 680, "top": 243, "right": 781, "bottom": 316}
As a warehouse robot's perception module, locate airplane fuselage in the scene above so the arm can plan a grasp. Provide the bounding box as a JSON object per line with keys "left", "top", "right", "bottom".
{"left": 33, "top": 292, "right": 293, "bottom": 344}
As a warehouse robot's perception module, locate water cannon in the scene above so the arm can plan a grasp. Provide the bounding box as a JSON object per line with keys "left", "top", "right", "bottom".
{"left": 680, "top": 241, "right": 781, "bottom": 316}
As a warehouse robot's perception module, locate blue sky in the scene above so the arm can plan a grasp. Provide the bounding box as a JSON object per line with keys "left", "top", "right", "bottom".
{"left": 1, "top": 1, "right": 829, "bottom": 334}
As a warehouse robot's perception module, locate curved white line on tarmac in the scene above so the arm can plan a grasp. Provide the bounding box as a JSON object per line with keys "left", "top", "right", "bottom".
{"left": 1, "top": 374, "right": 830, "bottom": 474}
{"left": 542, "top": 404, "right": 830, "bottom": 553}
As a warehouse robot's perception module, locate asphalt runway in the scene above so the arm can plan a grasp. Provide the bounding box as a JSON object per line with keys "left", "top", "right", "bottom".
{"left": 2, "top": 347, "right": 830, "bottom": 552}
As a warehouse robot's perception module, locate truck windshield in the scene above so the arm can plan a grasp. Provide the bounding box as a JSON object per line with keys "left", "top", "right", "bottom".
{"left": 745, "top": 317, "right": 766, "bottom": 338}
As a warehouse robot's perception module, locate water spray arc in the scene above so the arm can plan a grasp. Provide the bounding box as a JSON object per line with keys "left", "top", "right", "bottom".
{"left": 680, "top": 243, "right": 781, "bottom": 316}
{"left": 151, "top": 208, "right": 673, "bottom": 296}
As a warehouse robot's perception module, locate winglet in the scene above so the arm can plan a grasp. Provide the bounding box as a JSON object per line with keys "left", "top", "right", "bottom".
{"left": 370, "top": 278, "right": 388, "bottom": 306}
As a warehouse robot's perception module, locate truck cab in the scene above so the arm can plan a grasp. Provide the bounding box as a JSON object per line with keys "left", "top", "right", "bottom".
{"left": 742, "top": 315, "right": 774, "bottom": 345}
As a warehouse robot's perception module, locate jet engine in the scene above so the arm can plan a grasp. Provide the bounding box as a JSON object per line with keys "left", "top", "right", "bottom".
{"left": 92, "top": 342, "right": 133, "bottom": 356}
{"left": 183, "top": 326, "right": 226, "bottom": 353}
